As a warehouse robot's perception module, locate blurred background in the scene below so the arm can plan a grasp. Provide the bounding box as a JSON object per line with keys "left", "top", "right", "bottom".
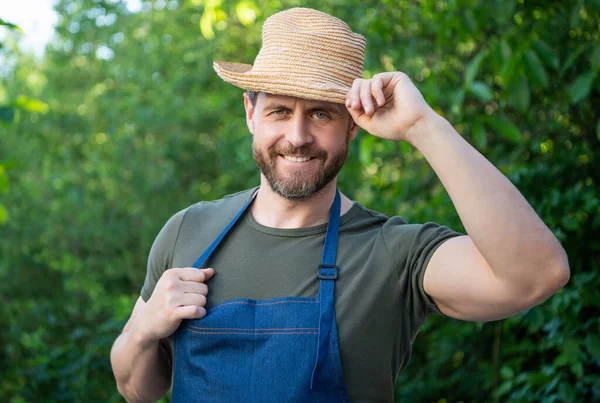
{"left": 0, "top": 0, "right": 598, "bottom": 401}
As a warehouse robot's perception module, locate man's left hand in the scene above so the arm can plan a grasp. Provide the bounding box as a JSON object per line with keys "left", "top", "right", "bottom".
{"left": 345, "top": 72, "right": 437, "bottom": 143}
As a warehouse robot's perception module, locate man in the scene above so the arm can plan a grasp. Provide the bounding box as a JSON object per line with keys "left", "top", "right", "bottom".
{"left": 110, "top": 7, "right": 570, "bottom": 403}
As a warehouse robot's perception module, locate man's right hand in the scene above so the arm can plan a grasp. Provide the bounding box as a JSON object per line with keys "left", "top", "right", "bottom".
{"left": 131, "top": 267, "right": 214, "bottom": 343}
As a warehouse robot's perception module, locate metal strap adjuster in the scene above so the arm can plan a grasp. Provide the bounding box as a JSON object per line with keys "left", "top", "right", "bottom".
{"left": 318, "top": 264, "right": 338, "bottom": 280}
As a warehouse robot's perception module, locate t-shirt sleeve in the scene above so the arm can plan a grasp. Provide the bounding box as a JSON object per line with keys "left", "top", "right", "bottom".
{"left": 140, "top": 207, "right": 190, "bottom": 302}
{"left": 382, "top": 218, "right": 463, "bottom": 319}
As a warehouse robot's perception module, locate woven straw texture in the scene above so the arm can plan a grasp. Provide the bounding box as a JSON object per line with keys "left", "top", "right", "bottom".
{"left": 214, "top": 8, "right": 366, "bottom": 104}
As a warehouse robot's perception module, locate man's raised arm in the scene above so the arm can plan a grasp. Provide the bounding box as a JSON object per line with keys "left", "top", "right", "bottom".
{"left": 345, "top": 72, "right": 570, "bottom": 321}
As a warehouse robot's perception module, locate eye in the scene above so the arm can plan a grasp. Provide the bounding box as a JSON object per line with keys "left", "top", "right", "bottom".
{"left": 272, "top": 109, "right": 286, "bottom": 116}
{"left": 314, "top": 112, "right": 329, "bottom": 120}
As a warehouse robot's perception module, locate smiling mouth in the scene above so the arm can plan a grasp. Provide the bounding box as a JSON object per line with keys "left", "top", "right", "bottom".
{"left": 281, "top": 155, "right": 313, "bottom": 162}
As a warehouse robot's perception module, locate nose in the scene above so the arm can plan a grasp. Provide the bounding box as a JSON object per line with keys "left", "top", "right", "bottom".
{"left": 285, "top": 114, "right": 313, "bottom": 148}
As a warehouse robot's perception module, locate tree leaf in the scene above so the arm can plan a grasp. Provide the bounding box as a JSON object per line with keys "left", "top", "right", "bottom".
{"left": 486, "top": 116, "right": 522, "bottom": 143}
{"left": 0, "top": 165, "right": 8, "bottom": 193}
{"left": 0, "top": 106, "right": 15, "bottom": 124}
{"left": 0, "top": 204, "right": 6, "bottom": 224}
{"left": 532, "top": 40, "right": 560, "bottom": 71}
{"left": 359, "top": 135, "right": 376, "bottom": 165}
{"left": 465, "top": 50, "right": 487, "bottom": 85}
{"left": 524, "top": 50, "right": 549, "bottom": 88}
{"left": 570, "top": 4, "right": 581, "bottom": 28}
{"left": 559, "top": 381, "right": 576, "bottom": 402}
{"left": 596, "top": 119, "right": 600, "bottom": 142}
{"left": 469, "top": 81, "right": 494, "bottom": 102}
{"left": 15, "top": 96, "right": 49, "bottom": 113}
{"left": 236, "top": 0, "right": 259, "bottom": 26}
{"left": 591, "top": 46, "right": 600, "bottom": 71}
{"left": 560, "top": 44, "right": 590, "bottom": 77}
{"left": 200, "top": 8, "right": 216, "bottom": 40}
{"left": 509, "top": 74, "right": 530, "bottom": 113}
{"left": 500, "top": 366, "right": 514, "bottom": 379}
{"left": 501, "top": 52, "right": 522, "bottom": 85}
{"left": 0, "top": 18, "right": 22, "bottom": 32}
{"left": 567, "top": 71, "right": 596, "bottom": 103}
{"left": 586, "top": 335, "right": 600, "bottom": 360}
{"left": 472, "top": 119, "right": 487, "bottom": 149}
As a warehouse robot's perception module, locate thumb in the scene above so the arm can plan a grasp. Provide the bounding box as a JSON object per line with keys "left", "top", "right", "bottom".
{"left": 201, "top": 268, "right": 215, "bottom": 282}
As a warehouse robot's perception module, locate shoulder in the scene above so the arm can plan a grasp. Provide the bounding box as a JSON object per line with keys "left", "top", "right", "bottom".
{"left": 342, "top": 201, "right": 408, "bottom": 233}
{"left": 181, "top": 187, "right": 257, "bottom": 230}
{"left": 346, "top": 202, "right": 461, "bottom": 259}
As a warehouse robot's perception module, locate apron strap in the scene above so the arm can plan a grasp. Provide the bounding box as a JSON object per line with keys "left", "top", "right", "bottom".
{"left": 310, "top": 190, "right": 341, "bottom": 388}
{"left": 192, "top": 190, "right": 258, "bottom": 269}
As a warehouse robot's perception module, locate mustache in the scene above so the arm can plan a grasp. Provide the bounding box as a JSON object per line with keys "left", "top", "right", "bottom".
{"left": 270, "top": 144, "right": 328, "bottom": 159}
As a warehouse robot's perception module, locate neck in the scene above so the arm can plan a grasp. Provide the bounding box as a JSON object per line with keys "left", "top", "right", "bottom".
{"left": 250, "top": 177, "right": 354, "bottom": 229}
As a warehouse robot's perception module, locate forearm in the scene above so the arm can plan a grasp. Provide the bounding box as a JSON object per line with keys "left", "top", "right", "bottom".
{"left": 110, "top": 328, "right": 171, "bottom": 403}
{"left": 406, "top": 112, "right": 569, "bottom": 287}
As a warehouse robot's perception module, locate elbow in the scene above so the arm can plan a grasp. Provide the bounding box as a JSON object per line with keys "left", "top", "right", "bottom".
{"left": 531, "top": 249, "right": 571, "bottom": 305}
{"left": 549, "top": 247, "right": 571, "bottom": 290}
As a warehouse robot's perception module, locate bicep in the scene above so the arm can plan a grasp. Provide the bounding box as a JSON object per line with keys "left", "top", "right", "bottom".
{"left": 423, "top": 235, "right": 530, "bottom": 322}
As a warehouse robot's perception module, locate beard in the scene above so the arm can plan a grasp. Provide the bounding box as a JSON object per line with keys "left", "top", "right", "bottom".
{"left": 253, "top": 138, "right": 349, "bottom": 201}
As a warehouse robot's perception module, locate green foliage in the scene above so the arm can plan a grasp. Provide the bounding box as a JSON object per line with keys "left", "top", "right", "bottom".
{"left": 1, "top": 0, "right": 598, "bottom": 401}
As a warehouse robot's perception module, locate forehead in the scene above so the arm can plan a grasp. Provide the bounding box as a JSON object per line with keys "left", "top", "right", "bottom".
{"left": 258, "top": 92, "right": 346, "bottom": 113}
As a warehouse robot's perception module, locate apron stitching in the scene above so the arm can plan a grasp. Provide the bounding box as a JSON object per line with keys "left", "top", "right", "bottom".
{"left": 209, "top": 300, "right": 318, "bottom": 312}
{"left": 182, "top": 329, "right": 318, "bottom": 335}
{"left": 185, "top": 327, "right": 319, "bottom": 331}
{"left": 330, "top": 333, "right": 346, "bottom": 402}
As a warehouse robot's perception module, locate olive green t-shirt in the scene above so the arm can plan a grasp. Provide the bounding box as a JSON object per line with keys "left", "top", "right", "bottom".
{"left": 141, "top": 187, "right": 462, "bottom": 402}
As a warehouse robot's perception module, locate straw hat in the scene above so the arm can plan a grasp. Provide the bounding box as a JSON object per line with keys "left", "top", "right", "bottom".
{"left": 213, "top": 8, "right": 366, "bottom": 104}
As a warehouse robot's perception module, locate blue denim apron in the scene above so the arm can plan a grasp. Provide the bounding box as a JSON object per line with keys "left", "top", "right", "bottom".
{"left": 171, "top": 190, "right": 351, "bottom": 402}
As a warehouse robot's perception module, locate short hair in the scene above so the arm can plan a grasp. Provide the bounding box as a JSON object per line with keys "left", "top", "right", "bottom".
{"left": 246, "top": 90, "right": 258, "bottom": 106}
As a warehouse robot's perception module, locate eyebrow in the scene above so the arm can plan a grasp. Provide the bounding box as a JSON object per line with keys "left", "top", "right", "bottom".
{"left": 262, "top": 102, "right": 344, "bottom": 115}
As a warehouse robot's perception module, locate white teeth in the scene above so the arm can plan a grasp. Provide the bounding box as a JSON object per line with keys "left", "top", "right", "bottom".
{"left": 283, "top": 155, "right": 311, "bottom": 162}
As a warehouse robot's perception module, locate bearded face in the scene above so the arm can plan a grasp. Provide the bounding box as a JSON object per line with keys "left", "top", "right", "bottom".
{"left": 245, "top": 92, "right": 357, "bottom": 200}
{"left": 252, "top": 137, "right": 349, "bottom": 200}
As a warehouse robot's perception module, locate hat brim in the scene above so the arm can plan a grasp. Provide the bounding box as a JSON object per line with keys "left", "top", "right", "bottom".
{"left": 214, "top": 61, "right": 350, "bottom": 104}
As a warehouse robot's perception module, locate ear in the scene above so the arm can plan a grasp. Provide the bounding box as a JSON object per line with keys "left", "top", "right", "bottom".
{"left": 243, "top": 93, "right": 255, "bottom": 135}
{"left": 348, "top": 118, "right": 360, "bottom": 141}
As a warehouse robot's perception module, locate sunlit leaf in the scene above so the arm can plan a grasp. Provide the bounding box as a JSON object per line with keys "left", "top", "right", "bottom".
{"left": 524, "top": 50, "right": 549, "bottom": 88}
{"left": 200, "top": 8, "right": 216, "bottom": 40}
{"left": 597, "top": 119, "right": 600, "bottom": 142}
{"left": 567, "top": 71, "right": 596, "bottom": 103}
{"left": 15, "top": 96, "right": 49, "bottom": 113}
{"left": 236, "top": 0, "right": 259, "bottom": 26}
{"left": 0, "top": 165, "right": 7, "bottom": 193}
{"left": 0, "top": 18, "right": 22, "bottom": 32}
{"left": 0, "top": 204, "right": 6, "bottom": 223}
{"left": 486, "top": 115, "right": 521, "bottom": 143}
